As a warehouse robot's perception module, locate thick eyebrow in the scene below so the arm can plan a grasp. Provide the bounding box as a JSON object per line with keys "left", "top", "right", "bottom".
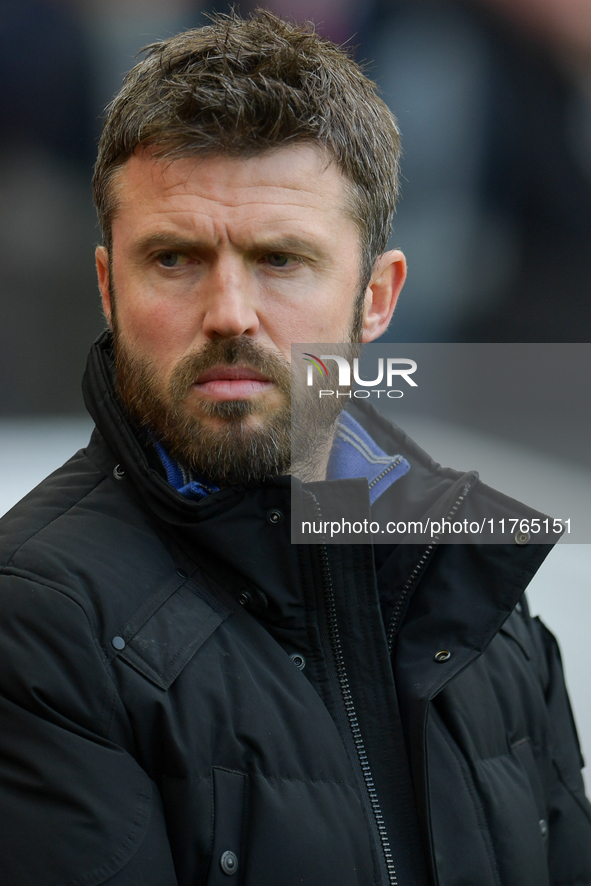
{"left": 130, "top": 233, "right": 204, "bottom": 258}
{"left": 130, "top": 232, "right": 326, "bottom": 260}
{"left": 253, "top": 236, "right": 325, "bottom": 259}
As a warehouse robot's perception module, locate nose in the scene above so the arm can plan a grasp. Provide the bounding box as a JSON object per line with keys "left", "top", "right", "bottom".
{"left": 200, "top": 260, "right": 260, "bottom": 340}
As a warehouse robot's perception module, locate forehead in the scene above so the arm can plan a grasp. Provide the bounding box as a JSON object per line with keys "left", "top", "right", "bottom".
{"left": 109, "top": 144, "right": 356, "bottom": 239}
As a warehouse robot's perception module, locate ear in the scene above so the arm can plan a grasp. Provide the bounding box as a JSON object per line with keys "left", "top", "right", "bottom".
{"left": 361, "top": 249, "right": 406, "bottom": 343}
{"left": 95, "top": 246, "right": 112, "bottom": 327}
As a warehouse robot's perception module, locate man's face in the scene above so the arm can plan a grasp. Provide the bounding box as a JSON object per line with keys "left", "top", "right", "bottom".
{"left": 96, "top": 144, "right": 404, "bottom": 484}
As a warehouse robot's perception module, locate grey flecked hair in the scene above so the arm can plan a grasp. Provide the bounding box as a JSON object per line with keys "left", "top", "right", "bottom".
{"left": 93, "top": 8, "right": 401, "bottom": 286}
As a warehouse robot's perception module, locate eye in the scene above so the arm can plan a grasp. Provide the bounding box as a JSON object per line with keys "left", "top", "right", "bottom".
{"left": 266, "top": 253, "right": 294, "bottom": 268}
{"left": 157, "top": 251, "right": 188, "bottom": 268}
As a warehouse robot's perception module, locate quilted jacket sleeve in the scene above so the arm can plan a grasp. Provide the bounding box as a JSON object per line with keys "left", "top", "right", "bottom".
{"left": 533, "top": 615, "right": 591, "bottom": 885}
{"left": 0, "top": 572, "right": 179, "bottom": 886}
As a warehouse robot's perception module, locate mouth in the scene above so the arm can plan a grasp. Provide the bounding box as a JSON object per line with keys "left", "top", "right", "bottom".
{"left": 192, "top": 364, "right": 274, "bottom": 401}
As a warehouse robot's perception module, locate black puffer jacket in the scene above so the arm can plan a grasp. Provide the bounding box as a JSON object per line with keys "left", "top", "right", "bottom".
{"left": 0, "top": 334, "right": 589, "bottom": 886}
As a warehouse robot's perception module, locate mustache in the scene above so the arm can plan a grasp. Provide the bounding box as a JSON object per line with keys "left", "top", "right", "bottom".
{"left": 168, "top": 337, "right": 291, "bottom": 402}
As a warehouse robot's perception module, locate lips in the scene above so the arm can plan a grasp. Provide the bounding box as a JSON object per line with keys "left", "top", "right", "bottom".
{"left": 192, "top": 364, "right": 273, "bottom": 400}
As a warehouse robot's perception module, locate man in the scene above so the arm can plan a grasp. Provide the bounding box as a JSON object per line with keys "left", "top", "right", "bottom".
{"left": 0, "top": 11, "right": 589, "bottom": 886}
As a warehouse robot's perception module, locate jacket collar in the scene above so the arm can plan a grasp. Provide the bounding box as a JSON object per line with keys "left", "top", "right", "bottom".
{"left": 154, "top": 408, "right": 411, "bottom": 506}
{"left": 82, "top": 331, "right": 557, "bottom": 640}
{"left": 82, "top": 332, "right": 413, "bottom": 518}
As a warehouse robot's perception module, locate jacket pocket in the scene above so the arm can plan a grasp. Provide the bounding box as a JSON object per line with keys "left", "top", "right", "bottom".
{"left": 510, "top": 737, "right": 548, "bottom": 826}
{"left": 114, "top": 576, "right": 231, "bottom": 690}
{"left": 470, "top": 739, "right": 550, "bottom": 886}
{"left": 208, "top": 768, "right": 248, "bottom": 885}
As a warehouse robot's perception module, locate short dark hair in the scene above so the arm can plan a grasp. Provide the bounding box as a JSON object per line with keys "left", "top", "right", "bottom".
{"left": 93, "top": 9, "right": 401, "bottom": 285}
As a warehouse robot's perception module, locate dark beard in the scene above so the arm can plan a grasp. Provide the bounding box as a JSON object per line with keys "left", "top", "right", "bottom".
{"left": 112, "top": 327, "right": 350, "bottom": 486}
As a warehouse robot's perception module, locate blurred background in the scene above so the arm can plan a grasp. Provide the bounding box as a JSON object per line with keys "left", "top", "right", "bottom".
{"left": 0, "top": 0, "right": 590, "bottom": 781}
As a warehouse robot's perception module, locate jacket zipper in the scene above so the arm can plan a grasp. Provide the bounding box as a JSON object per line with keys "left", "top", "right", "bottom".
{"left": 386, "top": 481, "right": 473, "bottom": 654}
{"left": 368, "top": 455, "right": 404, "bottom": 492}
{"left": 313, "top": 501, "right": 399, "bottom": 886}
